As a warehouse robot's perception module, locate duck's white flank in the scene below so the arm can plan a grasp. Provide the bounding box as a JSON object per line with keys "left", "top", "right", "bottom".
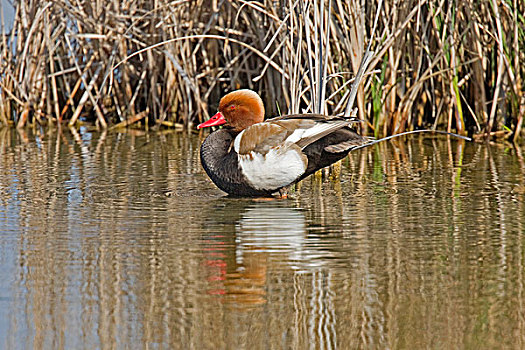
{"left": 237, "top": 146, "right": 306, "bottom": 190}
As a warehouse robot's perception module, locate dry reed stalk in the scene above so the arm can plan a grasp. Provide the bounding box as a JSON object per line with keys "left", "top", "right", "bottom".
{"left": 109, "top": 109, "right": 149, "bottom": 130}
{"left": 59, "top": 54, "right": 96, "bottom": 120}
{"left": 515, "top": 96, "right": 525, "bottom": 143}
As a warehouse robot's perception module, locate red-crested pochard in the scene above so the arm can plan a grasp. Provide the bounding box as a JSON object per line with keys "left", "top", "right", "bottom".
{"left": 197, "top": 89, "right": 371, "bottom": 196}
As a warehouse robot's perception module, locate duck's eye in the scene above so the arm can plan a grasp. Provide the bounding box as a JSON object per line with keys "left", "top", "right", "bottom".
{"left": 230, "top": 105, "right": 235, "bottom": 110}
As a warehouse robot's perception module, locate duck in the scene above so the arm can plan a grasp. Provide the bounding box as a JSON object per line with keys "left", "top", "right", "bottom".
{"left": 197, "top": 89, "right": 371, "bottom": 197}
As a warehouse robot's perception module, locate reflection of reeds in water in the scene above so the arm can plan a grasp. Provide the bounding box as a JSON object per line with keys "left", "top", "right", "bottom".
{"left": 1, "top": 130, "right": 525, "bottom": 348}
{"left": 0, "top": 1, "right": 523, "bottom": 140}
{"left": 340, "top": 139, "right": 525, "bottom": 348}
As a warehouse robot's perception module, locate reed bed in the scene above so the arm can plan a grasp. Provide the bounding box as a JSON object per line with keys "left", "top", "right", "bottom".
{"left": 0, "top": 0, "right": 523, "bottom": 141}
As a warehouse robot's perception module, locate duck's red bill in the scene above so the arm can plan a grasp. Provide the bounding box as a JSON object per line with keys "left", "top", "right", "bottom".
{"left": 197, "top": 112, "right": 226, "bottom": 129}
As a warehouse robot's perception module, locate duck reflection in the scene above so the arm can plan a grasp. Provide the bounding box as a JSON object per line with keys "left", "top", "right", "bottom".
{"left": 201, "top": 199, "right": 336, "bottom": 308}
{"left": 236, "top": 203, "right": 307, "bottom": 261}
{"left": 229, "top": 203, "right": 306, "bottom": 306}
{"left": 200, "top": 198, "right": 340, "bottom": 348}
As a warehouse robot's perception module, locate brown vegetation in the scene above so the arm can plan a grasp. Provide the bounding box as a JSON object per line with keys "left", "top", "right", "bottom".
{"left": 0, "top": 1, "right": 523, "bottom": 141}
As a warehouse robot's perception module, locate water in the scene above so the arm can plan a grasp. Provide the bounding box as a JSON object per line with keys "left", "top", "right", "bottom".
{"left": 0, "top": 127, "right": 524, "bottom": 349}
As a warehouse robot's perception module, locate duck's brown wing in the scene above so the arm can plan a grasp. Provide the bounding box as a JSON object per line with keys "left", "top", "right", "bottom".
{"left": 265, "top": 113, "right": 345, "bottom": 123}
{"left": 262, "top": 115, "right": 353, "bottom": 150}
{"left": 235, "top": 122, "right": 293, "bottom": 155}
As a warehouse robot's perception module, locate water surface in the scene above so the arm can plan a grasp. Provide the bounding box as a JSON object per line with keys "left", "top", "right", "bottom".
{"left": 0, "top": 127, "right": 524, "bottom": 349}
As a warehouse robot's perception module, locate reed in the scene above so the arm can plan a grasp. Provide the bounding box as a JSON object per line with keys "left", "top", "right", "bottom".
{"left": 0, "top": 0, "right": 523, "bottom": 141}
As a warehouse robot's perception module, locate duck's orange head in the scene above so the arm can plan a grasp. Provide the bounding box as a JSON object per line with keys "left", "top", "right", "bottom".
{"left": 197, "top": 89, "right": 265, "bottom": 132}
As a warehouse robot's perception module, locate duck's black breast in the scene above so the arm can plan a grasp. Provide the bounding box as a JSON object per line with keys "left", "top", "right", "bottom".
{"left": 200, "top": 130, "right": 273, "bottom": 197}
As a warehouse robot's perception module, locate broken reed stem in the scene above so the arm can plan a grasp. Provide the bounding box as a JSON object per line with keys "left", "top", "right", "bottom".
{"left": 0, "top": 0, "right": 522, "bottom": 141}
